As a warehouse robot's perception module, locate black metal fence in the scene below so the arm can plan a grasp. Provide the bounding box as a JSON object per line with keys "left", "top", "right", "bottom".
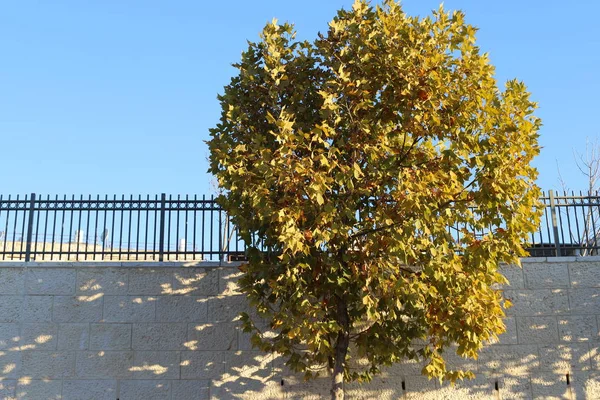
{"left": 528, "top": 191, "right": 600, "bottom": 257}
{"left": 0, "top": 194, "right": 244, "bottom": 261}
{"left": 0, "top": 191, "right": 598, "bottom": 261}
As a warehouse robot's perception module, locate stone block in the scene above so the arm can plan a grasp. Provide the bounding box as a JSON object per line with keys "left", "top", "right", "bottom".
{"left": 0, "top": 268, "right": 24, "bottom": 295}
{"left": 523, "top": 262, "right": 569, "bottom": 289}
{"left": 89, "top": 323, "right": 132, "bottom": 350}
{"left": 587, "top": 346, "right": 600, "bottom": 370}
{"left": 516, "top": 316, "right": 559, "bottom": 344}
{"left": 20, "top": 323, "right": 57, "bottom": 351}
{"left": 558, "top": 315, "right": 598, "bottom": 342}
{"left": 187, "top": 323, "right": 237, "bottom": 351}
{"left": 521, "top": 257, "right": 547, "bottom": 263}
{"left": 0, "top": 324, "right": 19, "bottom": 350}
{"left": 538, "top": 344, "right": 592, "bottom": 372}
{"left": 128, "top": 268, "right": 174, "bottom": 295}
{"left": 490, "top": 317, "right": 518, "bottom": 345}
{"left": 103, "top": 296, "right": 155, "bottom": 322}
{"left": 0, "top": 350, "right": 21, "bottom": 379}
{"left": 223, "top": 351, "right": 272, "bottom": 379}
{"left": 346, "top": 375, "right": 407, "bottom": 400}
{"left": 211, "top": 378, "right": 282, "bottom": 400}
{"left": 119, "top": 380, "right": 171, "bottom": 400}
{"left": 62, "top": 380, "right": 117, "bottom": 400}
{"left": 0, "top": 380, "right": 15, "bottom": 400}
{"left": 577, "top": 371, "right": 600, "bottom": 399}
{"left": 499, "top": 264, "right": 525, "bottom": 289}
{"left": 569, "top": 262, "right": 600, "bottom": 287}
{"left": 207, "top": 295, "right": 248, "bottom": 323}
{"left": 238, "top": 328, "right": 254, "bottom": 351}
{"left": 172, "top": 380, "right": 210, "bottom": 400}
{"left": 400, "top": 375, "right": 439, "bottom": 400}
{"left": 132, "top": 351, "right": 180, "bottom": 379}
{"left": 503, "top": 289, "right": 569, "bottom": 316}
{"left": 156, "top": 296, "right": 207, "bottom": 322}
{"left": 384, "top": 357, "right": 428, "bottom": 376}
{"left": 172, "top": 268, "right": 219, "bottom": 296}
{"left": 22, "top": 296, "right": 53, "bottom": 322}
{"left": 219, "top": 267, "right": 243, "bottom": 295}
{"left": 530, "top": 371, "right": 575, "bottom": 399}
{"left": 496, "top": 375, "right": 533, "bottom": 399}
{"left": 181, "top": 351, "right": 225, "bottom": 379}
{"left": 132, "top": 323, "right": 187, "bottom": 350}
{"left": 26, "top": 268, "right": 75, "bottom": 295}
{"left": 576, "top": 256, "right": 600, "bottom": 262}
{"left": 76, "top": 268, "right": 127, "bottom": 295}
{"left": 478, "top": 344, "right": 539, "bottom": 374}
{"left": 569, "top": 288, "right": 600, "bottom": 314}
{"left": 438, "top": 349, "right": 478, "bottom": 372}
{"left": 548, "top": 256, "right": 577, "bottom": 263}
{"left": 0, "top": 296, "right": 52, "bottom": 322}
{"left": 278, "top": 376, "right": 332, "bottom": 400}
{"left": 76, "top": 350, "right": 133, "bottom": 378}
{"left": 21, "top": 351, "right": 75, "bottom": 378}
{"left": 15, "top": 379, "right": 61, "bottom": 400}
{"left": 0, "top": 296, "right": 22, "bottom": 323}
{"left": 53, "top": 295, "right": 103, "bottom": 323}
{"left": 437, "top": 375, "right": 495, "bottom": 399}
{"left": 57, "top": 323, "right": 89, "bottom": 350}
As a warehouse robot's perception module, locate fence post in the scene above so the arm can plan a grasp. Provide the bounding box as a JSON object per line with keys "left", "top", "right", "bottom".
{"left": 159, "top": 193, "right": 166, "bottom": 262}
{"left": 218, "top": 207, "right": 223, "bottom": 262}
{"left": 549, "top": 190, "right": 562, "bottom": 257}
{"left": 24, "top": 193, "right": 36, "bottom": 262}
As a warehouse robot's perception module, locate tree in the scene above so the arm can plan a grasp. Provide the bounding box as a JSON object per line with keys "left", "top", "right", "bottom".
{"left": 208, "top": 1, "right": 542, "bottom": 399}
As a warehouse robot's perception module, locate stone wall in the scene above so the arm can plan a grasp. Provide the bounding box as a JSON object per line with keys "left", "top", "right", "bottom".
{"left": 0, "top": 258, "right": 599, "bottom": 399}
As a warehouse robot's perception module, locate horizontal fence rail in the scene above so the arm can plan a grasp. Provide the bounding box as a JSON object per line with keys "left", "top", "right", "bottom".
{"left": 0, "top": 191, "right": 597, "bottom": 261}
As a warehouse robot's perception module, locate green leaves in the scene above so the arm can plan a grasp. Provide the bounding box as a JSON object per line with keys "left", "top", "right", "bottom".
{"left": 207, "top": 0, "right": 541, "bottom": 392}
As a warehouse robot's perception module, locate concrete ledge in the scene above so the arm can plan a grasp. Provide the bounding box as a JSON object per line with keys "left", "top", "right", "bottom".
{"left": 0, "top": 261, "right": 245, "bottom": 268}
{"left": 0, "top": 257, "right": 598, "bottom": 268}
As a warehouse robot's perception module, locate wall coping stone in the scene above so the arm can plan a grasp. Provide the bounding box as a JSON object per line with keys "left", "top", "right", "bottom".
{"left": 0, "top": 261, "right": 245, "bottom": 268}
{"left": 0, "top": 256, "right": 597, "bottom": 268}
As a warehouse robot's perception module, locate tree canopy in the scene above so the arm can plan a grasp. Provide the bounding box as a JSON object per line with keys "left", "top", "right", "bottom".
{"left": 208, "top": 1, "right": 542, "bottom": 398}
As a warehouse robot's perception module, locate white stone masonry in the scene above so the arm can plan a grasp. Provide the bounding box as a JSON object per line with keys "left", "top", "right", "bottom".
{"left": 0, "top": 259, "right": 599, "bottom": 399}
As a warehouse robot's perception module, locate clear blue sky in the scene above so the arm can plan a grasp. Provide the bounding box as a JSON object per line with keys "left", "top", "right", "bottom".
{"left": 1, "top": 0, "right": 598, "bottom": 196}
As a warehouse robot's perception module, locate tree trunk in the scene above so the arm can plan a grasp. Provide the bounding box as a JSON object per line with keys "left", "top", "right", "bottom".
{"left": 331, "top": 298, "right": 350, "bottom": 400}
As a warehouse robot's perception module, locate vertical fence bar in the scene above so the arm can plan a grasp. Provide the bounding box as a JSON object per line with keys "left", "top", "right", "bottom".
{"left": 42, "top": 195, "right": 49, "bottom": 260}
{"left": 68, "top": 194, "right": 75, "bottom": 260}
{"left": 11, "top": 195, "right": 19, "bottom": 259}
{"left": 218, "top": 202, "right": 223, "bottom": 262}
{"left": 152, "top": 194, "right": 158, "bottom": 260}
{"left": 193, "top": 194, "right": 197, "bottom": 259}
{"left": 167, "top": 195, "right": 172, "bottom": 261}
{"left": 20, "top": 194, "right": 28, "bottom": 259}
{"left": 85, "top": 195, "right": 91, "bottom": 260}
{"left": 25, "top": 193, "right": 36, "bottom": 262}
{"left": 144, "top": 195, "right": 149, "bottom": 260}
{"left": 127, "top": 194, "right": 132, "bottom": 261}
{"left": 136, "top": 195, "right": 141, "bottom": 261}
{"left": 110, "top": 195, "right": 116, "bottom": 260}
{"left": 1, "top": 194, "right": 5, "bottom": 260}
{"left": 34, "top": 195, "right": 41, "bottom": 257}
{"left": 118, "top": 194, "right": 124, "bottom": 261}
{"left": 201, "top": 195, "right": 206, "bottom": 259}
{"left": 210, "top": 195, "right": 214, "bottom": 260}
{"left": 549, "top": 190, "right": 562, "bottom": 257}
{"left": 176, "top": 194, "right": 180, "bottom": 261}
{"left": 76, "top": 195, "right": 83, "bottom": 260}
{"left": 159, "top": 193, "right": 166, "bottom": 262}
